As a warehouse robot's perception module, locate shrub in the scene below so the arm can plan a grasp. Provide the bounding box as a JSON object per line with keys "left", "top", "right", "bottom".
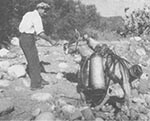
{"left": 1, "top": 0, "right": 124, "bottom": 45}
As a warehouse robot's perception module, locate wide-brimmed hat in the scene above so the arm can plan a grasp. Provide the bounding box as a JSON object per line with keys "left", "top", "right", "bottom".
{"left": 36, "top": 2, "right": 50, "bottom": 9}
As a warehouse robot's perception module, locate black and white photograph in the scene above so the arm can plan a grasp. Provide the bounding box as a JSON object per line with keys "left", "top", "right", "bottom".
{"left": 0, "top": 0, "right": 149, "bottom": 120}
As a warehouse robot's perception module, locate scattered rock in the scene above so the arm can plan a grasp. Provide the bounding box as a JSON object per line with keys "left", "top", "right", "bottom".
{"left": 81, "top": 107, "right": 95, "bottom": 121}
{"left": 138, "top": 113, "right": 148, "bottom": 121}
{"left": 0, "top": 98, "right": 14, "bottom": 116}
{"left": 130, "top": 109, "right": 139, "bottom": 120}
{"left": 141, "top": 73, "right": 149, "bottom": 80}
{"left": 21, "top": 78, "right": 30, "bottom": 87}
{"left": 0, "top": 61, "right": 11, "bottom": 71}
{"left": 74, "top": 54, "right": 82, "bottom": 63}
{"left": 138, "top": 78, "right": 149, "bottom": 94}
{"left": 131, "top": 89, "right": 139, "bottom": 97}
{"left": 56, "top": 57, "right": 66, "bottom": 62}
{"left": 108, "top": 83, "right": 124, "bottom": 98}
{"left": 11, "top": 37, "right": 20, "bottom": 46}
{"left": 0, "top": 79, "right": 11, "bottom": 87}
{"left": 61, "top": 104, "right": 76, "bottom": 114}
{"left": 58, "top": 62, "right": 68, "bottom": 69}
{"left": 130, "top": 36, "right": 142, "bottom": 41}
{"left": 146, "top": 58, "right": 150, "bottom": 67}
{"left": 131, "top": 79, "right": 140, "bottom": 88}
{"left": 32, "top": 108, "right": 41, "bottom": 117}
{"left": 52, "top": 51, "right": 61, "bottom": 56}
{"left": 95, "top": 117, "right": 104, "bottom": 121}
{"left": 31, "top": 93, "right": 53, "bottom": 102}
{"left": 7, "top": 64, "right": 26, "bottom": 78}
{"left": 70, "top": 110, "right": 82, "bottom": 121}
{"left": 144, "top": 94, "right": 150, "bottom": 106}
{"left": 55, "top": 118, "right": 62, "bottom": 121}
{"left": 56, "top": 98, "right": 67, "bottom": 107}
{"left": 34, "top": 112, "right": 55, "bottom": 121}
{"left": 138, "top": 105, "right": 149, "bottom": 114}
{"left": 136, "top": 48, "right": 146, "bottom": 56}
{"left": 14, "top": 86, "right": 25, "bottom": 91}
{"left": 56, "top": 73, "right": 64, "bottom": 80}
{"left": 132, "top": 97, "right": 145, "bottom": 104}
{"left": 0, "top": 48, "right": 9, "bottom": 57}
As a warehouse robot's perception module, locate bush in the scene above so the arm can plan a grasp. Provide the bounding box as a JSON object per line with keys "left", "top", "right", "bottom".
{"left": 1, "top": 0, "right": 124, "bottom": 45}
{"left": 123, "top": 6, "right": 150, "bottom": 36}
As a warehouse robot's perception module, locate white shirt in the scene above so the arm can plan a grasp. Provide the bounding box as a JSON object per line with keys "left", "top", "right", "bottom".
{"left": 19, "top": 10, "right": 44, "bottom": 35}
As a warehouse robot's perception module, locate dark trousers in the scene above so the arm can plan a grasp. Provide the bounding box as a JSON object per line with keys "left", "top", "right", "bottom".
{"left": 20, "top": 33, "right": 42, "bottom": 88}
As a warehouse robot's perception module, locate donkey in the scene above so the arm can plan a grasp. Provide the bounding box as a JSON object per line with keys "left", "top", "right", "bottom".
{"left": 63, "top": 34, "right": 143, "bottom": 108}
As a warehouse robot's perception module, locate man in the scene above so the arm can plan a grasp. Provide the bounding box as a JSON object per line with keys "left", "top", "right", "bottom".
{"left": 19, "top": 2, "right": 56, "bottom": 90}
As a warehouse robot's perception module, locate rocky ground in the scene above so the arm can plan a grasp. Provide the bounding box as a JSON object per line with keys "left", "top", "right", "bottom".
{"left": 0, "top": 36, "right": 150, "bottom": 121}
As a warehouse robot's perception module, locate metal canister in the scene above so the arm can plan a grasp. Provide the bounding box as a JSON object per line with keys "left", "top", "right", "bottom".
{"left": 89, "top": 53, "right": 106, "bottom": 89}
{"left": 80, "top": 57, "right": 90, "bottom": 89}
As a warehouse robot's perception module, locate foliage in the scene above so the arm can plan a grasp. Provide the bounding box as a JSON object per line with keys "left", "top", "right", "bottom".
{"left": 123, "top": 6, "right": 150, "bottom": 36}
{"left": 0, "top": 0, "right": 13, "bottom": 47}
{"left": 0, "top": 0, "right": 124, "bottom": 45}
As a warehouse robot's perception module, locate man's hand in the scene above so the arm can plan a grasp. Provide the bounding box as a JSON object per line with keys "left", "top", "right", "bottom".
{"left": 38, "top": 32, "right": 57, "bottom": 46}
{"left": 49, "top": 39, "right": 57, "bottom": 46}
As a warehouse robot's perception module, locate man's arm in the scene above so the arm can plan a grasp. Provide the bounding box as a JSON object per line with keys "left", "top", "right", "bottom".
{"left": 38, "top": 32, "right": 56, "bottom": 45}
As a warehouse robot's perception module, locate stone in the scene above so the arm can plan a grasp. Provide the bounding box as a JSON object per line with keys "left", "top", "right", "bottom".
{"left": 11, "top": 37, "right": 20, "bottom": 46}
{"left": 0, "top": 48, "right": 9, "bottom": 57}
{"left": 0, "top": 98, "right": 14, "bottom": 116}
{"left": 138, "top": 113, "right": 148, "bottom": 121}
{"left": 147, "top": 112, "right": 150, "bottom": 120}
{"left": 138, "top": 105, "right": 149, "bottom": 114}
{"left": 0, "top": 79, "right": 11, "bottom": 87}
{"left": 132, "top": 97, "right": 145, "bottom": 104}
{"left": 55, "top": 119, "right": 63, "bottom": 121}
{"left": 52, "top": 51, "right": 61, "bottom": 56}
{"left": 58, "top": 62, "right": 68, "bottom": 69}
{"left": 141, "top": 73, "right": 149, "bottom": 80}
{"left": 136, "top": 48, "right": 146, "bottom": 56}
{"left": 7, "top": 64, "right": 26, "bottom": 78}
{"left": 32, "top": 108, "right": 41, "bottom": 117}
{"left": 108, "top": 83, "right": 124, "bottom": 98}
{"left": 95, "top": 112, "right": 107, "bottom": 119}
{"left": 21, "top": 78, "right": 30, "bottom": 87}
{"left": 130, "top": 109, "right": 139, "bottom": 120}
{"left": 34, "top": 112, "right": 55, "bottom": 121}
{"left": 130, "top": 36, "right": 142, "bottom": 41}
{"left": 81, "top": 107, "right": 95, "bottom": 121}
{"left": 14, "top": 86, "right": 25, "bottom": 91}
{"left": 131, "top": 89, "right": 139, "bottom": 97}
{"left": 61, "top": 104, "right": 76, "bottom": 114}
{"left": 0, "top": 61, "right": 11, "bottom": 71}
{"left": 138, "top": 78, "right": 149, "bottom": 94}
{"left": 95, "top": 117, "right": 104, "bottom": 121}
{"left": 56, "top": 98, "right": 67, "bottom": 107}
{"left": 146, "top": 58, "right": 150, "bottom": 67}
{"left": 74, "top": 54, "right": 82, "bottom": 63}
{"left": 70, "top": 109, "right": 82, "bottom": 121}
{"left": 56, "top": 73, "right": 64, "bottom": 80}
{"left": 144, "top": 94, "right": 150, "bottom": 106}
{"left": 131, "top": 79, "right": 140, "bottom": 88}
{"left": 31, "top": 93, "right": 53, "bottom": 102}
